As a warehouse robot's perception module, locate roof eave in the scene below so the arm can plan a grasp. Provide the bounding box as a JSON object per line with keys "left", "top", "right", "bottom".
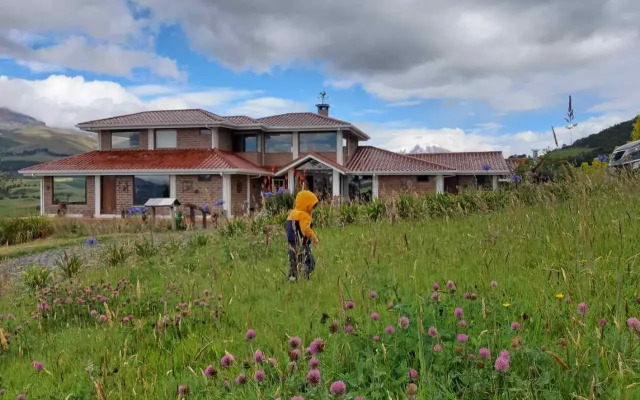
{"left": 76, "top": 122, "right": 231, "bottom": 130}
{"left": 19, "top": 168, "right": 272, "bottom": 177}
{"left": 274, "top": 154, "right": 347, "bottom": 176}
{"left": 347, "top": 170, "right": 457, "bottom": 175}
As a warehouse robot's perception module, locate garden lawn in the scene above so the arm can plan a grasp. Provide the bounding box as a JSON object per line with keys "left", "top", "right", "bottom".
{"left": 1, "top": 176, "right": 640, "bottom": 399}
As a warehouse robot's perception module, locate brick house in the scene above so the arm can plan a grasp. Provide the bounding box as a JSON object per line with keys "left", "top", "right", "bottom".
{"left": 20, "top": 104, "right": 511, "bottom": 218}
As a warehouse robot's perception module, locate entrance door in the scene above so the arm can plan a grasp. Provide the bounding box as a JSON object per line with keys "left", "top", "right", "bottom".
{"left": 101, "top": 176, "right": 117, "bottom": 214}
{"left": 444, "top": 176, "right": 459, "bottom": 194}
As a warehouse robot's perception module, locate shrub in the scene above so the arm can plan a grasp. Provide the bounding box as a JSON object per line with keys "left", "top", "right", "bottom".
{"left": 264, "top": 191, "right": 295, "bottom": 215}
{"left": 188, "top": 233, "right": 209, "bottom": 248}
{"left": 55, "top": 251, "right": 83, "bottom": 279}
{"left": 134, "top": 238, "right": 156, "bottom": 259}
{"left": 22, "top": 265, "right": 52, "bottom": 291}
{"left": 104, "top": 242, "right": 130, "bottom": 267}
{"left": 220, "top": 219, "right": 247, "bottom": 237}
{"left": 0, "top": 217, "right": 54, "bottom": 245}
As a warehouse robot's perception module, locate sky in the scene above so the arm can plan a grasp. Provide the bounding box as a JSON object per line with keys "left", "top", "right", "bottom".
{"left": 1, "top": 0, "right": 639, "bottom": 156}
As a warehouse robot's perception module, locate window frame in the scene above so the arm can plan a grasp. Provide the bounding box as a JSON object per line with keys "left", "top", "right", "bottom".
{"left": 133, "top": 175, "right": 171, "bottom": 205}
{"left": 155, "top": 129, "right": 178, "bottom": 149}
{"left": 232, "top": 134, "right": 261, "bottom": 152}
{"left": 417, "top": 175, "right": 431, "bottom": 183}
{"left": 299, "top": 132, "right": 337, "bottom": 153}
{"left": 111, "top": 131, "right": 140, "bottom": 150}
{"left": 52, "top": 176, "right": 87, "bottom": 205}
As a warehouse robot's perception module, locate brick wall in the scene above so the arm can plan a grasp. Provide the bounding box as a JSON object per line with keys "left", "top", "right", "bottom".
{"left": 236, "top": 152, "right": 261, "bottom": 166}
{"left": 139, "top": 131, "right": 149, "bottom": 150}
{"left": 116, "top": 176, "right": 134, "bottom": 214}
{"left": 346, "top": 135, "right": 358, "bottom": 164}
{"left": 378, "top": 175, "right": 436, "bottom": 198}
{"left": 300, "top": 152, "right": 337, "bottom": 163}
{"left": 249, "top": 177, "right": 263, "bottom": 211}
{"left": 43, "top": 176, "right": 95, "bottom": 217}
{"left": 176, "top": 175, "right": 223, "bottom": 207}
{"left": 100, "top": 132, "right": 111, "bottom": 150}
{"left": 177, "top": 128, "right": 211, "bottom": 149}
{"left": 217, "top": 128, "right": 233, "bottom": 151}
{"left": 264, "top": 152, "right": 293, "bottom": 168}
{"left": 230, "top": 175, "right": 249, "bottom": 216}
{"left": 458, "top": 175, "right": 477, "bottom": 190}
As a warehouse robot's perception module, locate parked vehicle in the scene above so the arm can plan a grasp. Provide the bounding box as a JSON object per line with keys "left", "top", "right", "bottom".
{"left": 608, "top": 139, "right": 640, "bottom": 170}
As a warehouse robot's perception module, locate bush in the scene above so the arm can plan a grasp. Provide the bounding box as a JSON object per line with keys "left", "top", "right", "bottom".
{"left": 264, "top": 191, "right": 295, "bottom": 215}
{"left": 104, "top": 242, "right": 130, "bottom": 267}
{"left": 22, "top": 265, "right": 52, "bottom": 291}
{"left": 0, "top": 217, "right": 54, "bottom": 245}
{"left": 55, "top": 251, "right": 83, "bottom": 279}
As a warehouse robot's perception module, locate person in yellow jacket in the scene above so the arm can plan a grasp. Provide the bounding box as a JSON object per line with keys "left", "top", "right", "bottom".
{"left": 286, "top": 190, "right": 319, "bottom": 280}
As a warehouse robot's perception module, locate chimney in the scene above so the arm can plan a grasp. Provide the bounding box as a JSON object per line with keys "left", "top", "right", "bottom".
{"left": 316, "top": 90, "right": 330, "bottom": 116}
{"left": 316, "top": 103, "right": 330, "bottom": 117}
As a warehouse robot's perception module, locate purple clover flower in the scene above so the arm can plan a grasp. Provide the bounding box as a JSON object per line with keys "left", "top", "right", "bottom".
{"left": 85, "top": 237, "right": 99, "bottom": 246}
{"left": 330, "top": 381, "right": 347, "bottom": 395}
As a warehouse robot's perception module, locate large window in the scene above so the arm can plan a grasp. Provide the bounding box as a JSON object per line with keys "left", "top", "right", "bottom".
{"left": 52, "top": 177, "right": 87, "bottom": 204}
{"left": 265, "top": 133, "right": 292, "bottom": 153}
{"left": 134, "top": 175, "right": 170, "bottom": 205}
{"left": 299, "top": 132, "right": 336, "bottom": 153}
{"left": 155, "top": 130, "right": 177, "bottom": 149}
{"left": 112, "top": 132, "right": 140, "bottom": 149}
{"left": 233, "top": 134, "right": 260, "bottom": 152}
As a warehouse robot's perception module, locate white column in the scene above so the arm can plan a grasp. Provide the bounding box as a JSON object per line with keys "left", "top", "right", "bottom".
{"left": 491, "top": 175, "right": 498, "bottom": 191}
{"left": 332, "top": 170, "right": 341, "bottom": 198}
{"left": 94, "top": 175, "right": 101, "bottom": 216}
{"left": 372, "top": 175, "right": 379, "bottom": 199}
{"left": 39, "top": 177, "right": 45, "bottom": 216}
{"left": 222, "top": 174, "right": 232, "bottom": 217}
{"left": 336, "top": 130, "right": 344, "bottom": 165}
{"left": 288, "top": 169, "right": 295, "bottom": 193}
{"left": 211, "top": 127, "right": 219, "bottom": 149}
{"left": 148, "top": 129, "right": 154, "bottom": 150}
{"left": 292, "top": 131, "right": 299, "bottom": 158}
{"left": 436, "top": 175, "right": 444, "bottom": 194}
{"left": 246, "top": 175, "right": 251, "bottom": 214}
{"left": 97, "top": 132, "right": 102, "bottom": 151}
{"left": 170, "top": 175, "right": 177, "bottom": 198}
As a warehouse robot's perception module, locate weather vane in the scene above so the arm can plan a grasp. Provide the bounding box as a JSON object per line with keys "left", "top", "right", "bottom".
{"left": 318, "top": 91, "right": 328, "bottom": 105}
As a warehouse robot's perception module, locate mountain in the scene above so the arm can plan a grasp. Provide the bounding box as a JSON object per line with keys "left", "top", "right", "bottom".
{"left": 545, "top": 117, "right": 636, "bottom": 165}
{"left": 400, "top": 144, "right": 451, "bottom": 154}
{"left": 0, "top": 108, "right": 96, "bottom": 172}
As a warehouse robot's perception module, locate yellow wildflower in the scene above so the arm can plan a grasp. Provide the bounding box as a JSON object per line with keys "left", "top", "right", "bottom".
{"left": 503, "top": 302, "right": 511, "bottom": 308}
{"left": 555, "top": 293, "right": 564, "bottom": 300}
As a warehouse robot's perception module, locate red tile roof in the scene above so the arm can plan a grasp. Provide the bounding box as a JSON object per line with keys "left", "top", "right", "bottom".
{"left": 20, "top": 149, "right": 267, "bottom": 174}
{"left": 506, "top": 158, "right": 528, "bottom": 171}
{"left": 257, "top": 112, "right": 369, "bottom": 139}
{"left": 410, "top": 152, "right": 510, "bottom": 173}
{"left": 222, "top": 115, "right": 259, "bottom": 125}
{"left": 346, "top": 146, "right": 455, "bottom": 173}
{"left": 77, "top": 109, "right": 224, "bottom": 128}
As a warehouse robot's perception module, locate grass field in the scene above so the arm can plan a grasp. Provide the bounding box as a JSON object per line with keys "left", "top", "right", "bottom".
{"left": 545, "top": 147, "right": 593, "bottom": 159}
{"left": 1, "top": 173, "right": 640, "bottom": 399}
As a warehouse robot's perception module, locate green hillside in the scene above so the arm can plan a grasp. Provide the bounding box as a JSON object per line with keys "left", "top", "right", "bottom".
{"left": 546, "top": 117, "right": 636, "bottom": 164}
{"left": 0, "top": 108, "right": 96, "bottom": 172}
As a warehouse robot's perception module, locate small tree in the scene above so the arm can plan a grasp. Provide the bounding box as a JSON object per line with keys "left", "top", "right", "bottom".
{"left": 0, "top": 156, "right": 12, "bottom": 197}
{"left": 631, "top": 115, "right": 640, "bottom": 142}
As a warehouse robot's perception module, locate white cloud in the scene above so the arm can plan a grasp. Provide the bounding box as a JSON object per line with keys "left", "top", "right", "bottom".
{"left": 0, "top": 75, "right": 301, "bottom": 128}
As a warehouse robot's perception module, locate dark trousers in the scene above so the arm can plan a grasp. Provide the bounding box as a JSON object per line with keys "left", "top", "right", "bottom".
{"left": 288, "top": 243, "right": 315, "bottom": 279}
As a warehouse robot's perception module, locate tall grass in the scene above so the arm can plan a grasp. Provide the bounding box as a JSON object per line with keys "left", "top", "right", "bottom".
{"left": 1, "top": 171, "right": 640, "bottom": 398}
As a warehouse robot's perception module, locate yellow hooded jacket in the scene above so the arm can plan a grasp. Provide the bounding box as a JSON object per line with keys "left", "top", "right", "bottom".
{"left": 286, "top": 190, "right": 318, "bottom": 244}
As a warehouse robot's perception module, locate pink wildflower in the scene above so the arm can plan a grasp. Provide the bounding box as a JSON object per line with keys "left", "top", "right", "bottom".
{"left": 245, "top": 329, "right": 256, "bottom": 340}
{"left": 431, "top": 291, "right": 440, "bottom": 302}
{"left": 268, "top": 358, "right": 277, "bottom": 367}
{"left": 373, "top": 335, "right": 380, "bottom": 342}
{"left": 495, "top": 356, "right": 510, "bottom": 372}
{"left": 234, "top": 373, "right": 247, "bottom": 385}
{"left": 345, "top": 325, "right": 355, "bottom": 334}
{"left": 408, "top": 368, "right": 418, "bottom": 381}
{"left": 306, "top": 369, "right": 321, "bottom": 386}
{"left": 203, "top": 365, "right": 216, "bottom": 378}
{"left": 90, "top": 310, "right": 98, "bottom": 317}
{"left": 490, "top": 281, "right": 498, "bottom": 287}
{"left": 32, "top": 361, "right": 44, "bottom": 372}
{"left": 433, "top": 282, "right": 440, "bottom": 291}
{"left": 510, "top": 322, "right": 521, "bottom": 331}
{"left": 577, "top": 302, "right": 588, "bottom": 316}
{"left": 384, "top": 325, "right": 395, "bottom": 334}
{"left": 405, "top": 383, "right": 418, "bottom": 399}
{"left": 458, "top": 319, "right": 467, "bottom": 328}
{"left": 289, "top": 336, "right": 302, "bottom": 349}
{"left": 16, "top": 394, "right": 26, "bottom": 400}
{"left": 627, "top": 317, "right": 640, "bottom": 332}
{"left": 307, "top": 338, "right": 324, "bottom": 354}
{"left": 291, "top": 397, "right": 304, "bottom": 400}
{"left": 464, "top": 292, "right": 472, "bottom": 299}
{"left": 98, "top": 315, "right": 107, "bottom": 323}
{"left": 254, "top": 370, "right": 266, "bottom": 383}
{"left": 478, "top": 347, "right": 491, "bottom": 359}
{"left": 387, "top": 301, "right": 394, "bottom": 309}
{"left": 254, "top": 349, "right": 265, "bottom": 364}
{"left": 499, "top": 349, "right": 511, "bottom": 360}
{"left": 178, "top": 385, "right": 189, "bottom": 396}
{"left": 345, "top": 300, "right": 355, "bottom": 310}
{"left": 457, "top": 333, "right": 468, "bottom": 343}
{"left": 427, "top": 326, "right": 438, "bottom": 338}
{"left": 433, "top": 344, "right": 443, "bottom": 352}
{"left": 598, "top": 318, "right": 607, "bottom": 328}
{"left": 309, "top": 357, "right": 320, "bottom": 369}
{"left": 220, "top": 353, "right": 235, "bottom": 367}
{"left": 289, "top": 349, "right": 301, "bottom": 361}
{"left": 371, "top": 312, "right": 380, "bottom": 321}
{"left": 399, "top": 315, "right": 410, "bottom": 329}
{"left": 454, "top": 307, "right": 464, "bottom": 318}
{"left": 370, "top": 290, "right": 378, "bottom": 299}
{"left": 330, "top": 380, "right": 347, "bottom": 395}
{"left": 447, "top": 280, "right": 456, "bottom": 289}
